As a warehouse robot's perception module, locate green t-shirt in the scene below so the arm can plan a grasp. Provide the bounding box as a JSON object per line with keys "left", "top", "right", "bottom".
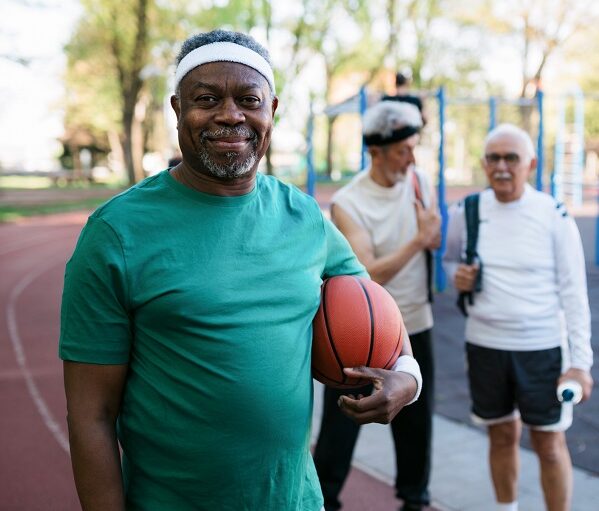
{"left": 59, "top": 170, "right": 365, "bottom": 511}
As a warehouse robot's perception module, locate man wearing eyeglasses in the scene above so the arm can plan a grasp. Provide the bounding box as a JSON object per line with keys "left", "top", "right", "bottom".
{"left": 443, "top": 123, "right": 593, "bottom": 511}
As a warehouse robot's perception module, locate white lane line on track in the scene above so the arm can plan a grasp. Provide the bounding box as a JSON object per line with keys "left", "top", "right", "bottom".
{"left": 6, "top": 259, "right": 70, "bottom": 453}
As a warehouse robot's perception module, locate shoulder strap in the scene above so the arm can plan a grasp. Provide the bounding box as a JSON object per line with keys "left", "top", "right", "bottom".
{"left": 457, "top": 193, "right": 482, "bottom": 316}
{"left": 412, "top": 170, "right": 433, "bottom": 302}
{"left": 463, "top": 193, "right": 480, "bottom": 265}
{"left": 412, "top": 170, "right": 424, "bottom": 206}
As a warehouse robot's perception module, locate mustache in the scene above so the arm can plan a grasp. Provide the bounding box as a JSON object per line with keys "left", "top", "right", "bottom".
{"left": 200, "top": 126, "right": 256, "bottom": 141}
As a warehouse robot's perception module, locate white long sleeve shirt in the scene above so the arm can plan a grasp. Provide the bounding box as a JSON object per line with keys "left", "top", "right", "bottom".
{"left": 443, "top": 184, "right": 593, "bottom": 371}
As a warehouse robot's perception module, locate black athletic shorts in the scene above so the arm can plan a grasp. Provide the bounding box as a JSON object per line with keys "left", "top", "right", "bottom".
{"left": 465, "top": 343, "right": 572, "bottom": 431}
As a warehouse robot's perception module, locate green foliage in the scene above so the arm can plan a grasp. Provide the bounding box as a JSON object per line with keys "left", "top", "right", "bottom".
{"left": 60, "top": 0, "right": 599, "bottom": 186}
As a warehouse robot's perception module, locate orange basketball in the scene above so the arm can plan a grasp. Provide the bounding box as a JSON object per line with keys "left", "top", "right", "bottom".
{"left": 312, "top": 275, "right": 404, "bottom": 388}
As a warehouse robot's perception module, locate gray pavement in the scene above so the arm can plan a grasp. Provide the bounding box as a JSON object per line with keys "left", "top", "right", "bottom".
{"left": 311, "top": 204, "right": 599, "bottom": 510}
{"left": 312, "top": 390, "right": 599, "bottom": 511}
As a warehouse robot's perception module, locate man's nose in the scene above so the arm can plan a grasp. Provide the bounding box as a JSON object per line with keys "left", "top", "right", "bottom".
{"left": 496, "top": 157, "right": 509, "bottom": 170}
{"left": 214, "top": 98, "right": 245, "bottom": 125}
{"left": 408, "top": 148, "right": 416, "bottom": 165}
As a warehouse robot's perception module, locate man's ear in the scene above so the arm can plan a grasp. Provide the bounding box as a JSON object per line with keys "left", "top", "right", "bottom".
{"left": 170, "top": 95, "right": 181, "bottom": 124}
{"left": 271, "top": 96, "right": 279, "bottom": 116}
{"left": 369, "top": 146, "right": 381, "bottom": 163}
{"left": 529, "top": 156, "right": 538, "bottom": 171}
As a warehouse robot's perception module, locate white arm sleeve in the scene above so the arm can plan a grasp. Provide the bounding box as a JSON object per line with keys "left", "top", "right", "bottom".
{"left": 553, "top": 205, "right": 593, "bottom": 371}
{"left": 442, "top": 202, "right": 466, "bottom": 286}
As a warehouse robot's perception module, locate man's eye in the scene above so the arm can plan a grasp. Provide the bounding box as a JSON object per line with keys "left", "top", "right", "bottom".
{"left": 240, "top": 96, "right": 260, "bottom": 106}
{"left": 195, "top": 95, "right": 217, "bottom": 103}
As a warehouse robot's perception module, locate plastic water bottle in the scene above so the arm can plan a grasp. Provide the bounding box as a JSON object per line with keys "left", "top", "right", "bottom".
{"left": 557, "top": 380, "right": 583, "bottom": 404}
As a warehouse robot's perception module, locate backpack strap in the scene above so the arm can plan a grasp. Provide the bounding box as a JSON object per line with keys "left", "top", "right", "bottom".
{"left": 412, "top": 170, "right": 434, "bottom": 303}
{"left": 456, "top": 193, "right": 482, "bottom": 316}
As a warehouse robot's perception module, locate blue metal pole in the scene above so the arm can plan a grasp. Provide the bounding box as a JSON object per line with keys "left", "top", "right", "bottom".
{"left": 489, "top": 96, "right": 497, "bottom": 131}
{"left": 436, "top": 86, "right": 447, "bottom": 292}
{"left": 359, "top": 86, "right": 368, "bottom": 171}
{"left": 536, "top": 89, "right": 545, "bottom": 191}
{"left": 306, "top": 103, "right": 315, "bottom": 197}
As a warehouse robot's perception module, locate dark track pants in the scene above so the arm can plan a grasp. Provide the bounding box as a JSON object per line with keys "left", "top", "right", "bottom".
{"left": 313, "top": 329, "right": 434, "bottom": 510}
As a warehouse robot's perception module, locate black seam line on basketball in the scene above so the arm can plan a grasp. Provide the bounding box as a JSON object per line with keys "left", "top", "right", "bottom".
{"left": 383, "top": 327, "right": 402, "bottom": 369}
{"left": 355, "top": 277, "right": 375, "bottom": 367}
{"left": 322, "top": 279, "right": 347, "bottom": 383}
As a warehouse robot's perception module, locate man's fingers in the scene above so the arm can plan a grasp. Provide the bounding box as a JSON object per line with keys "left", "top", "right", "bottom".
{"left": 338, "top": 393, "right": 389, "bottom": 425}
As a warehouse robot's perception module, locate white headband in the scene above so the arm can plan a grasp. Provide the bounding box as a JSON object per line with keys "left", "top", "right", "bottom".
{"left": 174, "top": 41, "right": 276, "bottom": 94}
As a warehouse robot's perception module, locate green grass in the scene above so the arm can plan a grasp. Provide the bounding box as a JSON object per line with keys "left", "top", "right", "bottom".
{"left": 0, "top": 176, "right": 57, "bottom": 189}
{"left": 0, "top": 174, "right": 127, "bottom": 190}
{"left": 0, "top": 197, "right": 109, "bottom": 223}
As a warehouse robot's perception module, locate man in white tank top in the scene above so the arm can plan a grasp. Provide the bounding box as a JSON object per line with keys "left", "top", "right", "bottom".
{"left": 443, "top": 124, "right": 593, "bottom": 511}
{"left": 313, "top": 101, "right": 441, "bottom": 511}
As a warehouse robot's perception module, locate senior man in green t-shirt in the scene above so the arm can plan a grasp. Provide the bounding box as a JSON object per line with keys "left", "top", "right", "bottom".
{"left": 59, "top": 29, "right": 421, "bottom": 511}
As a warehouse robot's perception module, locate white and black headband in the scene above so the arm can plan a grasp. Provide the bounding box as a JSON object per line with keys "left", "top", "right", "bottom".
{"left": 363, "top": 126, "right": 420, "bottom": 147}
{"left": 174, "top": 41, "right": 276, "bottom": 94}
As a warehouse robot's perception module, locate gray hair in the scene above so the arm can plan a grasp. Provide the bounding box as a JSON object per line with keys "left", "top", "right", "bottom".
{"left": 484, "top": 123, "right": 536, "bottom": 159}
{"left": 362, "top": 101, "right": 422, "bottom": 138}
{"left": 175, "top": 30, "right": 273, "bottom": 97}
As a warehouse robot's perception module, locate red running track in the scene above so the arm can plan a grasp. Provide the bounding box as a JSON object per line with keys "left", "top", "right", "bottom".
{"left": 0, "top": 211, "right": 419, "bottom": 511}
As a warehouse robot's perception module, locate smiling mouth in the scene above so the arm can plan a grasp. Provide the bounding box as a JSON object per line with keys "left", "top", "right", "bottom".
{"left": 201, "top": 126, "right": 256, "bottom": 154}
{"left": 206, "top": 137, "right": 251, "bottom": 152}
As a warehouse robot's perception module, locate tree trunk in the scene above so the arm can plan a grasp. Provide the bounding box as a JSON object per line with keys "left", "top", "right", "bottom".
{"left": 111, "top": 0, "right": 149, "bottom": 185}
{"left": 107, "top": 130, "right": 125, "bottom": 176}
{"left": 71, "top": 144, "right": 83, "bottom": 182}
{"left": 122, "top": 107, "right": 137, "bottom": 185}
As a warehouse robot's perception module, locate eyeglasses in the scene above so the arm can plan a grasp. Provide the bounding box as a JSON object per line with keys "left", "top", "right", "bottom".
{"left": 484, "top": 153, "right": 520, "bottom": 166}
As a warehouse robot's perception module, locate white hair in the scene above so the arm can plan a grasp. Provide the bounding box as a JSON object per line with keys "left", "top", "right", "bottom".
{"left": 484, "top": 123, "right": 536, "bottom": 159}
{"left": 362, "top": 101, "right": 422, "bottom": 138}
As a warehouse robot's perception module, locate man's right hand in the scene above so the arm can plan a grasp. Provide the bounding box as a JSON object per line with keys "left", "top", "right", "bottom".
{"left": 415, "top": 201, "right": 441, "bottom": 250}
{"left": 454, "top": 263, "right": 479, "bottom": 292}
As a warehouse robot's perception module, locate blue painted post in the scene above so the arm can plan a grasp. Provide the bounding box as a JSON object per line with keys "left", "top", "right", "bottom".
{"left": 536, "top": 89, "right": 545, "bottom": 191}
{"left": 436, "top": 87, "right": 447, "bottom": 292}
{"left": 306, "top": 103, "right": 315, "bottom": 197}
{"left": 359, "top": 86, "right": 368, "bottom": 171}
{"left": 489, "top": 96, "right": 497, "bottom": 131}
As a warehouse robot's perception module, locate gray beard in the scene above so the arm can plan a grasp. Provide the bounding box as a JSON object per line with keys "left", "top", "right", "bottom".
{"left": 198, "top": 126, "right": 258, "bottom": 179}
{"left": 199, "top": 148, "right": 258, "bottom": 179}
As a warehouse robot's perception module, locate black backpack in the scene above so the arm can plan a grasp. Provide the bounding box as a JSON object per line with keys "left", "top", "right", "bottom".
{"left": 456, "top": 193, "right": 483, "bottom": 316}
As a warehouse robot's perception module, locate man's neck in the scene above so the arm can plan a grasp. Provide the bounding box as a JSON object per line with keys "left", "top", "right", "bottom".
{"left": 170, "top": 162, "right": 257, "bottom": 196}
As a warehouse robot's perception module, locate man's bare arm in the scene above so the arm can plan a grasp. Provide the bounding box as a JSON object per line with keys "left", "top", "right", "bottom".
{"left": 64, "top": 361, "right": 128, "bottom": 511}
{"left": 332, "top": 203, "right": 438, "bottom": 285}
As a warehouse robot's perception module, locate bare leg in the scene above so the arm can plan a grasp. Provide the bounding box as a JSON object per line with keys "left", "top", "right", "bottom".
{"left": 488, "top": 420, "right": 521, "bottom": 503}
{"left": 529, "top": 430, "right": 572, "bottom": 511}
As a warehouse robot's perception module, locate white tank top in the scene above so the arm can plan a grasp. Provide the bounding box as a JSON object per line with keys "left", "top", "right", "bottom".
{"left": 331, "top": 168, "right": 433, "bottom": 334}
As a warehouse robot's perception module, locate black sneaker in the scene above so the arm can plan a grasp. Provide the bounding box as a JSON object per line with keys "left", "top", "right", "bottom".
{"left": 400, "top": 503, "right": 423, "bottom": 511}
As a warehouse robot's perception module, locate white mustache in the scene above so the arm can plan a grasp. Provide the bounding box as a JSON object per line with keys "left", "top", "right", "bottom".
{"left": 201, "top": 127, "right": 255, "bottom": 140}
{"left": 492, "top": 171, "right": 512, "bottom": 180}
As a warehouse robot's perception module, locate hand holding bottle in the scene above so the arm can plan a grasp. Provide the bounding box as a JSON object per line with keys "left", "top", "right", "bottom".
{"left": 557, "top": 368, "right": 593, "bottom": 404}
